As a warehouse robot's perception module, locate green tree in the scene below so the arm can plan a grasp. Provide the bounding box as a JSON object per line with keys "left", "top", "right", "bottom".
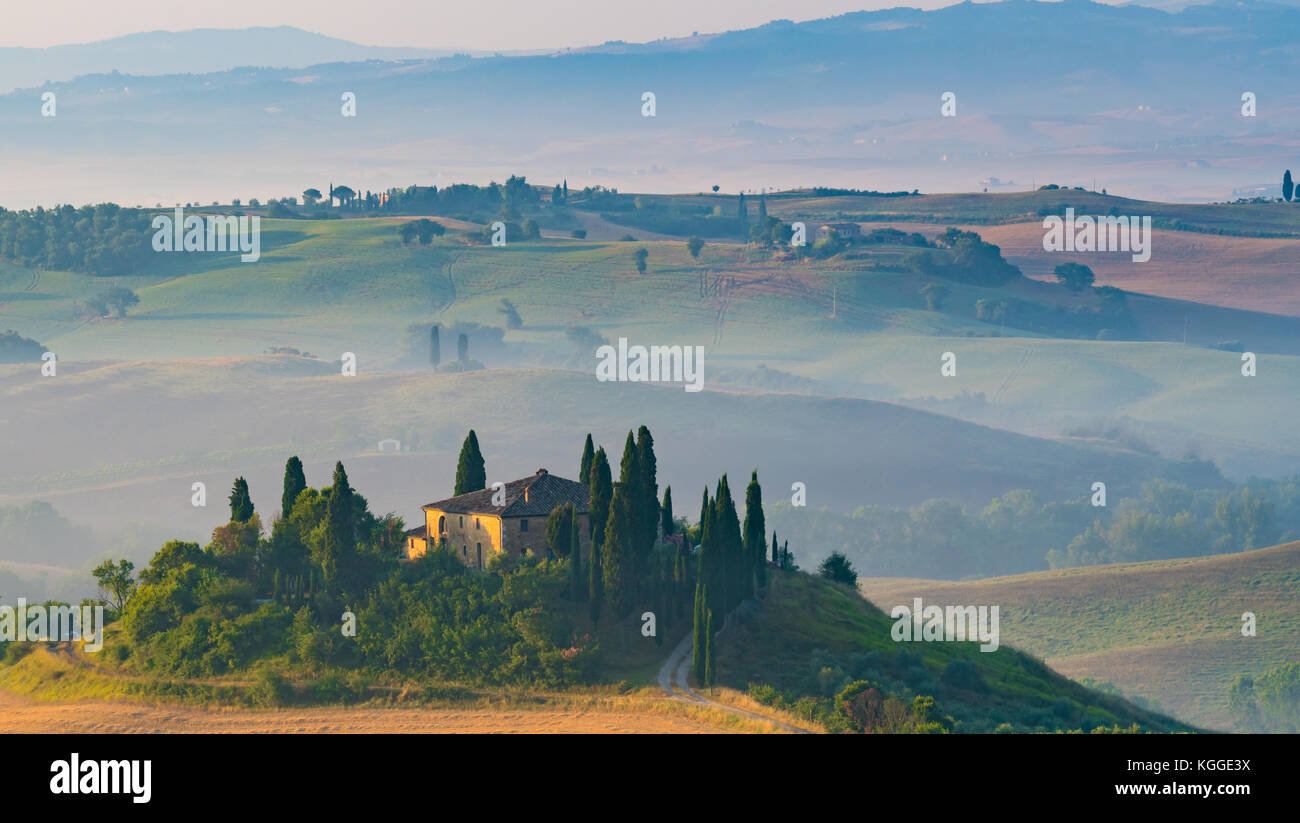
{"left": 580, "top": 433, "right": 595, "bottom": 484}
{"left": 454, "top": 430, "right": 487, "bottom": 495}
{"left": 661, "top": 486, "right": 674, "bottom": 536}
{"left": 323, "top": 461, "right": 356, "bottom": 590}
{"left": 1284, "top": 170, "right": 1294, "bottom": 203}
{"left": 703, "top": 608, "right": 716, "bottom": 687}
{"left": 457, "top": 333, "right": 469, "bottom": 363}
{"left": 92, "top": 558, "right": 136, "bottom": 613}
{"left": 430, "top": 325, "right": 441, "bottom": 368}
{"left": 281, "top": 456, "right": 306, "bottom": 519}
{"left": 229, "top": 477, "right": 254, "bottom": 523}
{"left": 691, "top": 582, "right": 706, "bottom": 683}
{"left": 744, "top": 470, "right": 766, "bottom": 592}
{"left": 546, "top": 502, "right": 575, "bottom": 557}
{"left": 588, "top": 529, "right": 603, "bottom": 627}
{"left": 633, "top": 247, "right": 648, "bottom": 274}
{"left": 589, "top": 447, "right": 613, "bottom": 550}
{"left": 569, "top": 511, "right": 585, "bottom": 601}
{"left": 1054, "top": 262, "right": 1096, "bottom": 293}
{"left": 687, "top": 236, "right": 704, "bottom": 259}
{"left": 602, "top": 482, "right": 634, "bottom": 636}
{"left": 635, "top": 425, "right": 659, "bottom": 565}
{"left": 818, "top": 551, "right": 858, "bottom": 586}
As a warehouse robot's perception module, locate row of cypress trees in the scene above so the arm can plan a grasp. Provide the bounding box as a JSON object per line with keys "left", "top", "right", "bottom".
{"left": 690, "top": 470, "right": 768, "bottom": 686}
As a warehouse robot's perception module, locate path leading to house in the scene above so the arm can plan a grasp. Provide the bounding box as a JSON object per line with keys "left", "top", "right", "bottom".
{"left": 656, "top": 624, "right": 810, "bottom": 734}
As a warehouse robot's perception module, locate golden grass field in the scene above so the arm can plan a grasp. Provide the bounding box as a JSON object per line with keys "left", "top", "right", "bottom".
{"left": 0, "top": 689, "right": 730, "bottom": 733}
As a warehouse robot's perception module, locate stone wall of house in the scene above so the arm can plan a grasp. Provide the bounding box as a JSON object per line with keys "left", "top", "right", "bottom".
{"left": 422, "top": 508, "right": 502, "bottom": 569}
{"left": 500, "top": 512, "right": 592, "bottom": 560}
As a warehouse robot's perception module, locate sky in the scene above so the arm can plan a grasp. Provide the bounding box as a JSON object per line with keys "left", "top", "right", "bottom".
{"left": 7, "top": 0, "right": 992, "bottom": 51}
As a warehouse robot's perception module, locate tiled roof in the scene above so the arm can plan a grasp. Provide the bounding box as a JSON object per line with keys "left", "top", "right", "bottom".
{"left": 423, "top": 469, "right": 590, "bottom": 517}
{"left": 404, "top": 524, "right": 427, "bottom": 538}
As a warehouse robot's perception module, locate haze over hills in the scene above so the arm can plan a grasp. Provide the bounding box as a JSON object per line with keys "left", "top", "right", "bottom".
{"left": 5, "top": 1, "right": 1300, "bottom": 207}
{"left": 0, "top": 26, "right": 488, "bottom": 95}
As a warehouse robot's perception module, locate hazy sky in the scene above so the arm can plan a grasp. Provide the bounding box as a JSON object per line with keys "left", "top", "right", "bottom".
{"left": 6, "top": 0, "right": 982, "bottom": 50}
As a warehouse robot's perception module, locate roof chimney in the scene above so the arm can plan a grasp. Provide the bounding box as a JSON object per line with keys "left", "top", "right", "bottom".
{"left": 536, "top": 468, "right": 547, "bottom": 475}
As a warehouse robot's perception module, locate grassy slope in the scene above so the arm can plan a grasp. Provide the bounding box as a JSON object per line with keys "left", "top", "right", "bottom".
{"left": 859, "top": 542, "right": 1300, "bottom": 731}
{"left": 718, "top": 571, "right": 1191, "bottom": 733}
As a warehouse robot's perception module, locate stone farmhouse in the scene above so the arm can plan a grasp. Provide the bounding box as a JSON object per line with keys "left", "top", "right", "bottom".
{"left": 404, "top": 469, "right": 591, "bottom": 569}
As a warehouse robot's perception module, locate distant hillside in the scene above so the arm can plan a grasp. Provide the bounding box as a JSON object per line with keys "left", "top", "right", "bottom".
{"left": 6, "top": 2, "right": 1300, "bottom": 205}
{"left": 0, "top": 26, "right": 460, "bottom": 94}
{"left": 860, "top": 541, "right": 1300, "bottom": 730}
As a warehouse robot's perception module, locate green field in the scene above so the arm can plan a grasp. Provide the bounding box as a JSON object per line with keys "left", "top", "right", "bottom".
{"left": 860, "top": 541, "right": 1300, "bottom": 731}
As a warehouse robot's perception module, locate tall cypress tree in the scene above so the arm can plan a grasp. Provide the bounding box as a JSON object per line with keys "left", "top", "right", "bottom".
{"left": 691, "top": 582, "right": 706, "bottom": 683}
{"left": 715, "top": 474, "right": 744, "bottom": 609}
{"left": 281, "top": 456, "right": 306, "bottom": 519}
{"left": 661, "top": 486, "right": 674, "bottom": 536}
{"left": 454, "top": 430, "right": 487, "bottom": 494}
{"left": 636, "top": 425, "right": 659, "bottom": 551}
{"left": 569, "top": 510, "right": 585, "bottom": 601}
{"left": 323, "top": 462, "right": 356, "bottom": 590}
{"left": 602, "top": 482, "right": 634, "bottom": 635}
{"left": 588, "top": 523, "right": 603, "bottom": 627}
{"left": 229, "top": 477, "right": 254, "bottom": 523}
{"left": 579, "top": 433, "right": 595, "bottom": 484}
{"left": 430, "top": 325, "right": 441, "bottom": 368}
{"left": 771, "top": 531, "right": 779, "bottom": 564}
{"left": 703, "top": 609, "right": 716, "bottom": 688}
{"left": 615, "top": 432, "right": 643, "bottom": 591}
{"left": 744, "top": 470, "right": 766, "bottom": 593}
{"left": 589, "top": 447, "right": 612, "bottom": 549}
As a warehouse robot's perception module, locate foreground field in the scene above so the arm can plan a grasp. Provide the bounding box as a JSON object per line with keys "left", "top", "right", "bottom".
{"left": 0, "top": 689, "right": 729, "bottom": 733}
{"left": 860, "top": 542, "right": 1300, "bottom": 731}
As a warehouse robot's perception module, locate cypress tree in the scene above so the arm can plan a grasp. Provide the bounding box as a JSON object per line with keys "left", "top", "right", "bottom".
{"left": 323, "top": 462, "right": 356, "bottom": 590}
{"left": 661, "top": 486, "right": 674, "bottom": 536}
{"left": 602, "top": 482, "right": 634, "bottom": 635}
{"left": 617, "top": 430, "right": 641, "bottom": 538}
{"left": 703, "top": 609, "right": 716, "bottom": 688}
{"left": 454, "top": 430, "right": 486, "bottom": 494}
{"left": 569, "top": 511, "right": 585, "bottom": 601}
{"left": 771, "top": 530, "right": 779, "bottom": 564}
{"left": 430, "top": 324, "right": 441, "bottom": 367}
{"left": 457, "top": 332, "right": 469, "bottom": 363}
{"left": 691, "top": 582, "right": 706, "bottom": 683}
{"left": 636, "top": 425, "right": 659, "bottom": 553}
{"left": 589, "top": 447, "right": 612, "bottom": 549}
{"left": 715, "top": 474, "right": 744, "bottom": 608}
{"left": 579, "top": 433, "right": 595, "bottom": 484}
{"left": 588, "top": 525, "right": 603, "bottom": 627}
{"left": 229, "top": 477, "right": 254, "bottom": 522}
{"left": 744, "top": 470, "right": 766, "bottom": 593}
{"left": 281, "top": 456, "right": 306, "bottom": 519}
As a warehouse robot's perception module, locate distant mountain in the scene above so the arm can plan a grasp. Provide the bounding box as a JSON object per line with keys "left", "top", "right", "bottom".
{"left": 0, "top": 26, "right": 490, "bottom": 93}
{"left": 4, "top": 2, "right": 1300, "bottom": 206}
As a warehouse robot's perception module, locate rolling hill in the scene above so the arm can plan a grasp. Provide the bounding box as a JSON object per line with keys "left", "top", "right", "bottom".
{"left": 860, "top": 541, "right": 1300, "bottom": 731}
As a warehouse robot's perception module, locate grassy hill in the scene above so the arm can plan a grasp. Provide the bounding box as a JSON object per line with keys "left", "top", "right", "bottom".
{"left": 719, "top": 570, "right": 1191, "bottom": 733}
{"left": 860, "top": 541, "right": 1300, "bottom": 731}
